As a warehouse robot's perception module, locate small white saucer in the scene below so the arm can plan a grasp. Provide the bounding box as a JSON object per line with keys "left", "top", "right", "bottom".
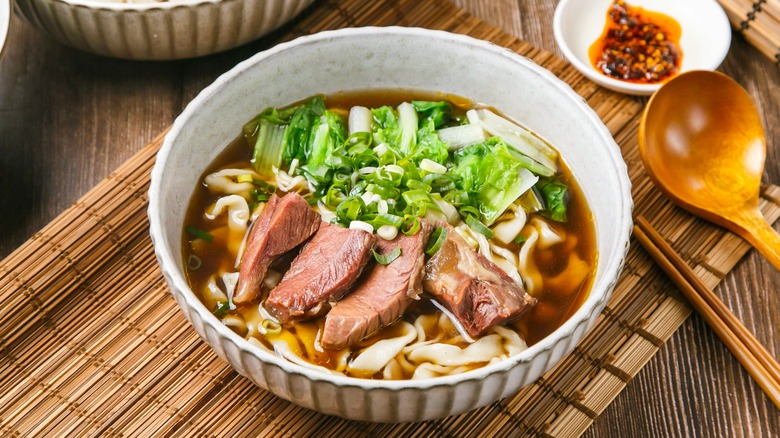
{"left": 553, "top": 0, "right": 732, "bottom": 95}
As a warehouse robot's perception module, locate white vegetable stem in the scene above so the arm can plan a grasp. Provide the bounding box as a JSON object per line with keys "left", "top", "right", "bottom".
{"left": 348, "top": 106, "right": 372, "bottom": 135}
{"left": 471, "top": 109, "right": 558, "bottom": 174}
{"left": 437, "top": 124, "right": 485, "bottom": 150}
{"left": 397, "top": 102, "right": 418, "bottom": 155}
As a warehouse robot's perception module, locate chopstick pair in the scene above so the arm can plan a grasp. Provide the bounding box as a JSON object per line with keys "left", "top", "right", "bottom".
{"left": 633, "top": 216, "right": 780, "bottom": 409}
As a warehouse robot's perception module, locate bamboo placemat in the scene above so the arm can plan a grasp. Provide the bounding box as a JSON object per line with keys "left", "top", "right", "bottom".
{"left": 717, "top": 0, "right": 780, "bottom": 64}
{"left": 2, "top": 0, "right": 779, "bottom": 436}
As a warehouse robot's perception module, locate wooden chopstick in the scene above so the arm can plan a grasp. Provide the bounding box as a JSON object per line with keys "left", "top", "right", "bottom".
{"left": 636, "top": 216, "right": 780, "bottom": 383}
{"left": 633, "top": 216, "right": 780, "bottom": 409}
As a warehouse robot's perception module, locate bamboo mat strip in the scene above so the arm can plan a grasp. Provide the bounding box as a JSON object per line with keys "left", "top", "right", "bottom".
{"left": 1, "top": 0, "right": 779, "bottom": 437}
{"left": 717, "top": 0, "right": 780, "bottom": 64}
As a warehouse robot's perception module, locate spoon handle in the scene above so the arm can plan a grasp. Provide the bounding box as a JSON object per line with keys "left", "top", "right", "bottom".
{"left": 731, "top": 208, "right": 780, "bottom": 271}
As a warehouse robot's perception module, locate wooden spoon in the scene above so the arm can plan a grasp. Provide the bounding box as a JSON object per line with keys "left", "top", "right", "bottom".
{"left": 639, "top": 70, "right": 780, "bottom": 269}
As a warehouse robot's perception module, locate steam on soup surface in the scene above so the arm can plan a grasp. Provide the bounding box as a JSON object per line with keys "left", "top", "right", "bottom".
{"left": 183, "top": 91, "right": 597, "bottom": 380}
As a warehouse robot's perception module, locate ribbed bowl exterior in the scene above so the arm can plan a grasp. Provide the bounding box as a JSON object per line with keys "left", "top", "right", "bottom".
{"left": 14, "top": 0, "right": 314, "bottom": 60}
{"left": 148, "top": 28, "right": 633, "bottom": 422}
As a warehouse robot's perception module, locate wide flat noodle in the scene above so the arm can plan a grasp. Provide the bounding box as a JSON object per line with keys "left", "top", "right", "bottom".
{"left": 407, "top": 334, "right": 505, "bottom": 366}
{"left": 347, "top": 321, "right": 417, "bottom": 376}
{"left": 518, "top": 227, "right": 542, "bottom": 294}
{"left": 492, "top": 325, "right": 528, "bottom": 356}
{"left": 204, "top": 168, "right": 259, "bottom": 198}
{"left": 411, "top": 363, "right": 471, "bottom": 380}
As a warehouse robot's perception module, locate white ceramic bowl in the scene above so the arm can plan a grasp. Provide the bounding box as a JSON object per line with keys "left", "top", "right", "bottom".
{"left": 0, "top": 0, "right": 10, "bottom": 60}
{"left": 554, "top": 0, "right": 731, "bottom": 95}
{"left": 148, "top": 27, "right": 633, "bottom": 422}
{"left": 13, "top": 0, "right": 314, "bottom": 60}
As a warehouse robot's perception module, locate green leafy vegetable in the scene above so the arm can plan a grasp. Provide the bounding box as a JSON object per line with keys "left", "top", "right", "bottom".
{"left": 413, "top": 101, "right": 452, "bottom": 128}
{"left": 284, "top": 96, "right": 327, "bottom": 164}
{"left": 372, "top": 247, "right": 402, "bottom": 265}
{"left": 410, "top": 118, "right": 449, "bottom": 165}
{"left": 537, "top": 177, "right": 569, "bottom": 222}
{"left": 371, "top": 106, "right": 402, "bottom": 151}
{"left": 451, "top": 138, "right": 539, "bottom": 225}
{"left": 186, "top": 226, "right": 213, "bottom": 243}
{"left": 301, "top": 110, "right": 347, "bottom": 178}
{"left": 465, "top": 214, "right": 494, "bottom": 239}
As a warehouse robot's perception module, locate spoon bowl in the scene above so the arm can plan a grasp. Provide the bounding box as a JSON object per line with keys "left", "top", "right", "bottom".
{"left": 639, "top": 70, "right": 780, "bottom": 269}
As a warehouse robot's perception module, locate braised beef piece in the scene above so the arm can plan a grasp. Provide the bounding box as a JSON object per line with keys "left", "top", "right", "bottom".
{"left": 321, "top": 222, "right": 433, "bottom": 350}
{"left": 264, "top": 222, "right": 376, "bottom": 323}
{"left": 423, "top": 222, "right": 536, "bottom": 337}
{"left": 233, "top": 192, "right": 321, "bottom": 305}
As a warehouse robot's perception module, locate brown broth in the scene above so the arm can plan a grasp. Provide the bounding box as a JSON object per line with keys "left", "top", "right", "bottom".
{"left": 182, "top": 90, "right": 597, "bottom": 378}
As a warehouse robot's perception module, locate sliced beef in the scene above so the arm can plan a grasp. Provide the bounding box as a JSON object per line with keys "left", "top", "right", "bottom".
{"left": 234, "top": 192, "right": 321, "bottom": 305}
{"left": 321, "top": 222, "right": 433, "bottom": 350}
{"left": 265, "top": 222, "right": 376, "bottom": 323}
{"left": 423, "top": 222, "right": 536, "bottom": 337}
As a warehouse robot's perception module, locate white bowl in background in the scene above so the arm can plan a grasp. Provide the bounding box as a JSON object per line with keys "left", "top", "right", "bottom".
{"left": 148, "top": 27, "right": 633, "bottom": 422}
{"left": 13, "top": 0, "right": 314, "bottom": 60}
{"left": 0, "top": 0, "right": 10, "bottom": 60}
{"left": 554, "top": 0, "right": 731, "bottom": 95}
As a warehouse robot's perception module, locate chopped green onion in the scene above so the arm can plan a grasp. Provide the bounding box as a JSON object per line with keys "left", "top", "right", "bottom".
{"left": 377, "top": 224, "right": 399, "bottom": 240}
{"left": 402, "top": 190, "right": 430, "bottom": 205}
{"left": 349, "top": 220, "right": 374, "bottom": 233}
{"left": 425, "top": 226, "right": 448, "bottom": 255}
{"left": 364, "top": 213, "right": 404, "bottom": 228}
{"left": 420, "top": 158, "right": 447, "bottom": 174}
{"left": 406, "top": 179, "right": 432, "bottom": 193}
{"left": 186, "top": 226, "right": 213, "bottom": 243}
{"left": 372, "top": 247, "right": 402, "bottom": 265}
{"left": 187, "top": 254, "right": 202, "bottom": 270}
{"left": 336, "top": 196, "right": 365, "bottom": 222}
{"left": 465, "top": 214, "right": 494, "bottom": 239}
{"left": 262, "top": 319, "right": 282, "bottom": 336}
{"left": 402, "top": 216, "right": 421, "bottom": 236}
{"left": 385, "top": 164, "right": 404, "bottom": 175}
{"left": 513, "top": 235, "right": 527, "bottom": 245}
{"left": 214, "top": 301, "right": 230, "bottom": 318}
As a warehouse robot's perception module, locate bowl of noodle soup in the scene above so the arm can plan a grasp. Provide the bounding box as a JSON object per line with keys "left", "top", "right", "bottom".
{"left": 149, "top": 27, "right": 632, "bottom": 422}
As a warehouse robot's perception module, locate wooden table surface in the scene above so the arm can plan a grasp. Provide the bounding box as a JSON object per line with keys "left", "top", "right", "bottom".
{"left": 0, "top": 0, "right": 777, "bottom": 436}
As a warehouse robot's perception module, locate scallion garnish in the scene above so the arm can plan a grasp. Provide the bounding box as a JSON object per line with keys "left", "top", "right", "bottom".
{"left": 262, "top": 319, "right": 282, "bottom": 336}
{"left": 513, "top": 235, "right": 527, "bottom": 245}
{"left": 425, "top": 226, "right": 448, "bottom": 255}
{"left": 372, "top": 247, "right": 402, "bottom": 265}
{"left": 187, "top": 254, "right": 202, "bottom": 270}
{"left": 186, "top": 226, "right": 213, "bottom": 243}
{"left": 465, "top": 214, "right": 494, "bottom": 239}
{"left": 214, "top": 301, "right": 230, "bottom": 318}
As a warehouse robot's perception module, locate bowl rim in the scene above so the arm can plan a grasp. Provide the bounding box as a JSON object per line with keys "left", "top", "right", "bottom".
{"left": 552, "top": 0, "right": 732, "bottom": 96}
{"left": 149, "top": 26, "right": 633, "bottom": 391}
{"left": 54, "top": 0, "right": 238, "bottom": 12}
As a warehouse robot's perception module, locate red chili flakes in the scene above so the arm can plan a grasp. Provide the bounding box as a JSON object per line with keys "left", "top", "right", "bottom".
{"left": 589, "top": 0, "right": 682, "bottom": 84}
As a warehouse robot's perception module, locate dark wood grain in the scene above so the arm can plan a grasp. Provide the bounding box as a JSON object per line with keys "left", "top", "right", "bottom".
{"left": 1, "top": 0, "right": 778, "bottom": 435}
